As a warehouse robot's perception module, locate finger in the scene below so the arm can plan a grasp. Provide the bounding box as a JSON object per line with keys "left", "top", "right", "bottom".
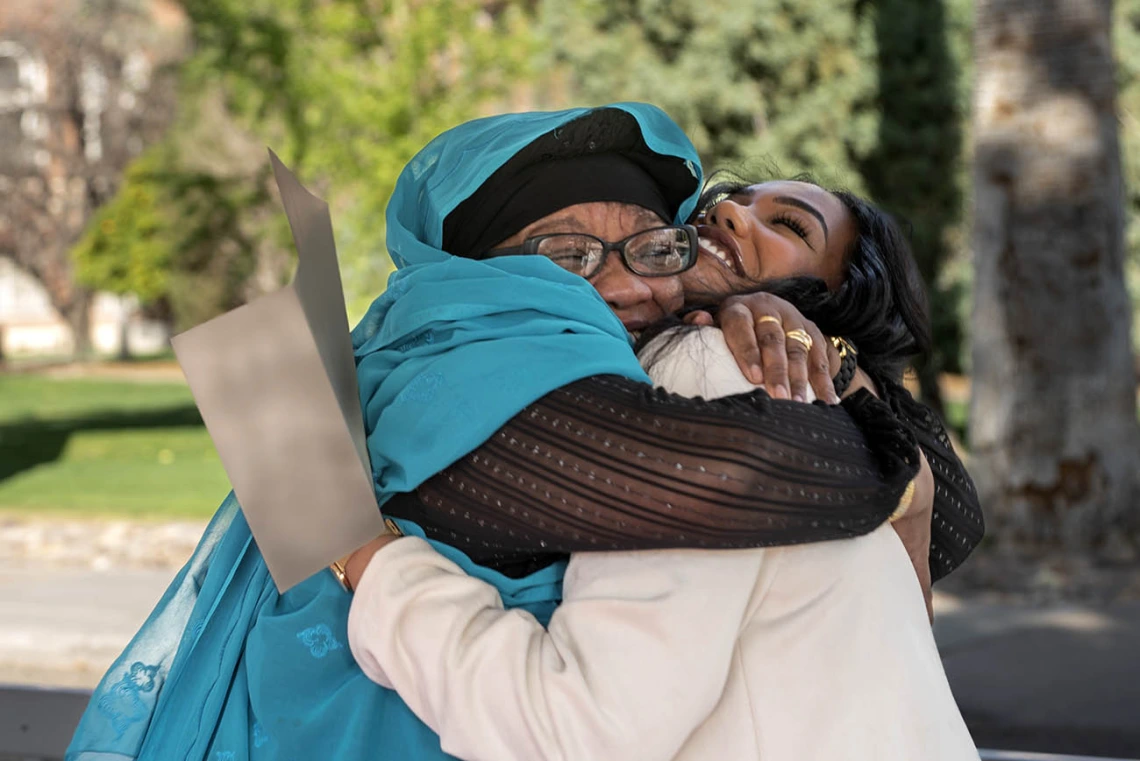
{"left": 804, "top": 322, "right": 838, "bottom": 404}
{"left": 756, "top": 316, "right": 790, "bottom": 399}
{"left": 683, "top": 309, "right": 715, "bottom": 326}
{"left": 783, "top": 324, "right": 813, "bottom": 403}
{"left": 718, "top": 302, "right": 764, "bottom": 384}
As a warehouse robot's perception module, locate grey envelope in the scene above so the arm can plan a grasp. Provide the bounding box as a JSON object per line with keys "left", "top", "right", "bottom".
{"left": 171, "top": 151, "right": 387, "bottom": 592}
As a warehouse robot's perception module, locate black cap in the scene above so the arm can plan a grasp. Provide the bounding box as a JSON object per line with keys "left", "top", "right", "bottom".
{"left": 443, "top": 108, "right": 698, "bottom": 259}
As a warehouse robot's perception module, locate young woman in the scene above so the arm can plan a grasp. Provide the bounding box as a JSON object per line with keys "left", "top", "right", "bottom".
{"left": 681, "top": 176, "right": 980, "bottom": 604}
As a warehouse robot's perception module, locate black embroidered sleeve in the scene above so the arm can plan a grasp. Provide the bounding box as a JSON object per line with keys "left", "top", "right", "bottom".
{"left": 384, "top": 376, "right": 920, "bottom": 572}
{"left": 870, "top": 374, "right": 985, "bottom": 582}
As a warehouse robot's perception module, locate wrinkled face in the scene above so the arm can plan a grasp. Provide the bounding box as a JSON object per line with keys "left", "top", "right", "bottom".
{"left": 495, "top": 201, "right": 684, "bottom": 332}
{"left": 682, "top": 181, "right": 856, "bottom": 297}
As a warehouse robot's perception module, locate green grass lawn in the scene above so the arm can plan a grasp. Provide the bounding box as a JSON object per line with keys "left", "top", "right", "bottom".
{"left": 0, "top": 374, "right": 230, "bottom": 519}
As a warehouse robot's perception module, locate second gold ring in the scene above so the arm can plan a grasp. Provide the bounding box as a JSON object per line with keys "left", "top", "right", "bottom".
{"left": 785, "top": 328, "right": 814, "bottom": 352}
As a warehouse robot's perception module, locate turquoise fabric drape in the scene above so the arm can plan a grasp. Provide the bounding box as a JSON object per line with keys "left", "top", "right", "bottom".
{"left": 67, "top": 103, "right": 702, "bottom": 761}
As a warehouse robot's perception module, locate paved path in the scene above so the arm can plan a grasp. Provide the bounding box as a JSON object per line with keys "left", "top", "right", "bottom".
{"left": 0, "top": 564, "right": 175, "bottom": 688}
{"left": 935, "top": 597, "right": 1140, "bottom": 757}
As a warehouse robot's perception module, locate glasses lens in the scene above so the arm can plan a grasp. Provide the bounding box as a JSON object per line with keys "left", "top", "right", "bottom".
{"left": 625, "top": 227, "right": 694, "bottom": 275}
{"left": 535, "top": 235, "right": 604, "bottom": 276}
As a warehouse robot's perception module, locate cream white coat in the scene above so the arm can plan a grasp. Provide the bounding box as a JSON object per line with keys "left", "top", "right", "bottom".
{"left": 348, "top": 328, "right": 978, "bottom": 761}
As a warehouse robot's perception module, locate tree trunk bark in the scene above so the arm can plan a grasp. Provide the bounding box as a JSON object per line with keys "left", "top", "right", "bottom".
{"left": 64, "top": 286, "right": 93, "bottom": 358}
{"left": 971, "top": 0, "right": 1140, "bottom": 550}
{"left": 117, "top": 306, "right": 132, "bottom": 360}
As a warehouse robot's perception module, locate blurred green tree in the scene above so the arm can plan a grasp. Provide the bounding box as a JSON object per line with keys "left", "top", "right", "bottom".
{"left": 75, "top": 0, "right": 539, "bottom": 325}
{"left": 860, "top": 0, "right": 964, "bottom": 416}
{"left": 69, "top": 0, "right": 1140, "bottom": 375}
{"left": 537, "top": 0, "right": 969, "bottom": 410}
{"left": 538, "top": 0, "right": 879, "bottom": 182}
{"left": 72, "top": 144, "right": 264, "bottom": 332}
{"left": 74, "top": 151, "right": 173, "bottom": 311}
{"left": 1115, "top": 0, "right": 1140, "bottom": 353}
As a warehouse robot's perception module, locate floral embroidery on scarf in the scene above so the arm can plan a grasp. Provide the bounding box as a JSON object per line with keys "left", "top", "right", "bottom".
{"left": 296, "top": 623, "right": 343, "bottom": 659}
{"left": 96, "top": 661, "right": 160, "bottom": 739}
{"left": 252, "top": 722, "right": 270, "bottom": 748}
{"left": 397, "top": 371, "right": 444, "bottom": 404}
{"left": 394, "top": 330, "right": 436, "bottom": 353}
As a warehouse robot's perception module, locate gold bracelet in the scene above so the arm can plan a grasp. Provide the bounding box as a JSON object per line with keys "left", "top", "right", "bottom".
{"left": 830, "top": 335, "right": 856, "bottom": 358}
{"left": 329, "top": 553, "right": 354, "bottom": 592}
{"left": 889, "top": 478, "right": 917, "bottom": 523}
{"left": 329, "top": 519, "right": 402, "bottom": 593}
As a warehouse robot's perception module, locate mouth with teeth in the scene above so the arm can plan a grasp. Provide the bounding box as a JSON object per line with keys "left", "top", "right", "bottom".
{"left": 696, "top": 224, "right": 746, "bottom": 277}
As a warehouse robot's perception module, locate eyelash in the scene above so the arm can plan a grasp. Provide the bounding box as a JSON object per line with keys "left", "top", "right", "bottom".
{"left": 772, "top": 213, "right": 810, "bottom": 240}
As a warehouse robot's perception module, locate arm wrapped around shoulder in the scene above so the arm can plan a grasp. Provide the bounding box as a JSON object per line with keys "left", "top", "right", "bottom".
{"left": 395, "top": 325, "right": 922, "bottom": 560}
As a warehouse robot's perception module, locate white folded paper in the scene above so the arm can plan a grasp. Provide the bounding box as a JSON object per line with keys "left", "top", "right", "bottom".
{"left": 171, "top": 151, "right": 387, "bottom": 592}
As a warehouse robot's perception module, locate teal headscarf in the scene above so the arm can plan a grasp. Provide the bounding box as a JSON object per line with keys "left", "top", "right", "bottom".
{"left": 67, "top": 103, "right": 702, "bottom": 761}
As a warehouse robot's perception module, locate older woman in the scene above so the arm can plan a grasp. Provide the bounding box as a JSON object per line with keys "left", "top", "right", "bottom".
{"left": 68, "top": 103, "right": 979, "bottom": 761}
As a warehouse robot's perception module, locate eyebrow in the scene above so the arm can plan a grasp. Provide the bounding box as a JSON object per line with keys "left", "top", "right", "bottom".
{"left": 774, "top": 196, "right": 829, "bottom": 241}
{"left": 527, "top": 216, "right": 591, "bottom": 236}
{"left": 527, "top": 208, "right": 665, "bottom": 238}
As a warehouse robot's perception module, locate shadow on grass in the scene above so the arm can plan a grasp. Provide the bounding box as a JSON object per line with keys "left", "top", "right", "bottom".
{"left": 0, "top": 405, "right": 205, "bottom": 482}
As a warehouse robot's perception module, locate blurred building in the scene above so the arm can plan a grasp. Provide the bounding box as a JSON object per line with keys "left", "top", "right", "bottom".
{"left": 0, "top": 0, "right": 185, "bottom": 358}
{"left": 0, "top": 258, "right": 167, "bottom": 356}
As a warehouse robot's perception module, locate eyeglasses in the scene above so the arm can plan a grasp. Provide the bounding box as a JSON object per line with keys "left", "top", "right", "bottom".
{"left": 484, "top": 224, "right": 699, "bottom": 279}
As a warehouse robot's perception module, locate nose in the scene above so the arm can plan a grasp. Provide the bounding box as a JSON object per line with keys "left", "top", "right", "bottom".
{"left": 591, "top": 250, "right": 653, "bottom": 315}
{"left": 706, "top": 199, "right": 752, "bottom": 240}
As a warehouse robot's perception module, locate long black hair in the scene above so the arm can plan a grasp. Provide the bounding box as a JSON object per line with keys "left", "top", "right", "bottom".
{"left": 675, "top": 175, "right": 933, "bottom": 382}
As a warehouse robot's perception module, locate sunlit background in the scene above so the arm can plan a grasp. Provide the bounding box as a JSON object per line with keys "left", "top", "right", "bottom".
{"left": 1, "top": 0, "right": 1139, "bottom": 757}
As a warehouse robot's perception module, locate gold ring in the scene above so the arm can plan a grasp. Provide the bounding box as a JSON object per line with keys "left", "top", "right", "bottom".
{"left": 784, "top": 328, "right": 813, "bottom": 352}
{"left": 756, "top": 315, "right": 782, "bottom": 327}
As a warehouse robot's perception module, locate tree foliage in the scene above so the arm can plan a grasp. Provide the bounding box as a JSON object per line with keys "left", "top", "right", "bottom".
{"left": 1115, "top": 0, "right": 1140, "bottom": 352}
{"left": 538, "top": 0, "right": 972, "bottom": 407}
{"left": 72, "top": 142, "right": 265, "bottom": 330}
{"left": 860, "top": 0, "right": 965, "bottom": 411}
{"left": 538, "top": 0, "right": 879, "bottom": 184}
{"left": 76, "top": 0, "right": 539, "bottom": 324}
{"left": 72, "top": 0, "right": 1140, "bottom": 372}
{"left": 73, "top": 151, "right": 172, "bottom": 307}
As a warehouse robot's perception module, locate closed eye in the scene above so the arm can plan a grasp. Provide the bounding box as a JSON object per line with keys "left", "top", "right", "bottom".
{"left": 772, "top": 213, "right": 811, "bottom": 241}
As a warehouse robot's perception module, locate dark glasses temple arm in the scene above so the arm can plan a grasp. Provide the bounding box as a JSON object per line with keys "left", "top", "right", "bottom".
{"left": 480, "top": 245, "right": 527, "bottom": 260}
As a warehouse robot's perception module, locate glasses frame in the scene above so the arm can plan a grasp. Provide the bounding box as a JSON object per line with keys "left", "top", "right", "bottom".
{"left": 484, "top": 224, "right": 699, "bottom": 279}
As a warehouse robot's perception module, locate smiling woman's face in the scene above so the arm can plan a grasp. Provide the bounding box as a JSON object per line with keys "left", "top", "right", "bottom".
{"left": 682, "top": 181, "right": 856, "bottom": 298}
